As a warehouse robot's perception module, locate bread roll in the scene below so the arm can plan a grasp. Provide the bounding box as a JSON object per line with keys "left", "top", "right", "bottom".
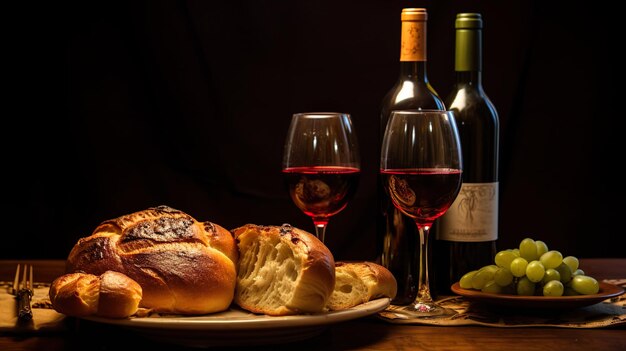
{"left": 66, "top": 206, "right": 238, "bottom": 314}
{"left": 327, "top": 261, "right": 397, "bottom": 311}
{"left": 232, "top": 224, "right": 335, "bottom": 316}
{"left": 49, "top": 271, "right": 142, "bottom": 318}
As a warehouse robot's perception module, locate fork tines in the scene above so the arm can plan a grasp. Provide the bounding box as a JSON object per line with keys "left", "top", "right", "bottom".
{"left": 13, "top": 264, "right": 34, "bottom": 321}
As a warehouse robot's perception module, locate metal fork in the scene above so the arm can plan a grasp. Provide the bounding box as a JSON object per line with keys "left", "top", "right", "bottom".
{"left": 12, "top": 264, "right": 33, "bottom": 322}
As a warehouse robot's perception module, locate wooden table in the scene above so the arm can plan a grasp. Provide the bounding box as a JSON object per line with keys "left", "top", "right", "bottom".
{"left": 1, "top": 259, "right": 624, "bottom": 351}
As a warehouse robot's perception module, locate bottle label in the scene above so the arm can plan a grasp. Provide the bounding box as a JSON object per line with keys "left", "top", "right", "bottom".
{"left": 438, "top": 182, "right": 498, "bottom": 241}
{"left": 400, "top": 21, "right": 426, "bottom": 62}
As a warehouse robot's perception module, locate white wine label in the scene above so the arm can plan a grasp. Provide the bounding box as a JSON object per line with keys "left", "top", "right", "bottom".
{"left": 438, "top": 182, "right": 498, "bottom": 242}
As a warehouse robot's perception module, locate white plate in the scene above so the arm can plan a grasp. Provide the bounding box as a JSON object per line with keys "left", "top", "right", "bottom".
{"left": 82, "top": 298, "right": 391, "bottom": 347}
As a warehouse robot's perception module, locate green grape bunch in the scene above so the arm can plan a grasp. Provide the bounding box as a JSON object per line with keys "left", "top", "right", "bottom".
{"left": 458, "top": 238, "right": 600, "bottom": 297}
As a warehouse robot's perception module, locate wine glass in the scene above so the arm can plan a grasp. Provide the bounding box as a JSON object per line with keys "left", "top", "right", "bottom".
{"left": 282, "top": 112, "right": 360, "bottom": 244}
{"left": 379, "top": 110, "right": 462, "bottom": 320}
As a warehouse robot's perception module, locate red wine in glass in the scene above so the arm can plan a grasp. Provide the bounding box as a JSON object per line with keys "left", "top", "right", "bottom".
{"left": 378, "top": 110, "right": 462, "bottom": 321}
{"left": 283, "top": 166, "right": 360, "bottom": 223}
{"left": 282, "top": 112, "right": 360, "bottom": 243}
{"left": 381, "top": 168, "right": 462, "bottom": 224}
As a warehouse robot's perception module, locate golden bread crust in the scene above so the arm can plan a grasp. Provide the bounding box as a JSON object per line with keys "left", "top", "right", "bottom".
{"left": 50, "top": 271, "right": 142, "bottom": 318}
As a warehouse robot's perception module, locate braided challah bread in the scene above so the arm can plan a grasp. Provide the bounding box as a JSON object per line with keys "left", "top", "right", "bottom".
{"left": 66, "top": 205, "right": 238, "bottom": 314}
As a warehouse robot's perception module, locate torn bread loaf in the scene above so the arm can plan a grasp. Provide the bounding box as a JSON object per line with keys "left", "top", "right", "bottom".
{"left": 327, "top": 261, "right": 397, "bottom": 311}
{"left": 232, "top": 224, "right": 335, "bottom": 316}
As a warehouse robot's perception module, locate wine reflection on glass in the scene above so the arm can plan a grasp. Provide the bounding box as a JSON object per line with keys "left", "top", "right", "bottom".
{"left": 282, "top": 112, "right": 360, "bottom": 244}
{"left": 379, "top": 110, "right": 462, "bottom": 320}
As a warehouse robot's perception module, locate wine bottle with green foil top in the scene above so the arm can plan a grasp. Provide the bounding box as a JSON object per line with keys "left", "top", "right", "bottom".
{"left": 377, "top": 8, "right": 445, "bottom": 305}
{"left": 435, "top": 13, "right": 499, "bottom": 294}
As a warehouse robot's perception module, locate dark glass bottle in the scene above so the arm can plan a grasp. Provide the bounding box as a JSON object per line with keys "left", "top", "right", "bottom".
{"left": 435, "top": 13, "right": 499, "bottom": 294}
{"left": 377, "top": 8, "right": 445, "bottom": 305}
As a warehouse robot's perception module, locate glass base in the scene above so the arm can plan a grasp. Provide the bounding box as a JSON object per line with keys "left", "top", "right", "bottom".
{"left": 378, "top": 302, "right": 457, "bottom": 323}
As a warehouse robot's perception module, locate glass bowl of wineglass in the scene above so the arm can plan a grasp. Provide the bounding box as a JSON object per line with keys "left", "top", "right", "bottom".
{"left": 379, "top": 110, "right": 463, "bottom": 321}
{"left": 282, "top": 112, "right": 360, "bottom": 244}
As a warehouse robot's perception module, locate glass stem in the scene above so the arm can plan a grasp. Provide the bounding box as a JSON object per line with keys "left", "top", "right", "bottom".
{"left": 313, "top": 219, "right": 328, "bottom": 244}
{"left": 415, "top": 224, "right": 433, "bottom": 305}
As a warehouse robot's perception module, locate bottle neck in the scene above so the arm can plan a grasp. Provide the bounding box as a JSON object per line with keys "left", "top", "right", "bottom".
{"left": 399, "top": 16, "right": 428, "bottom": 82}
{"left": 400, "top": 18, "right": 427, "bottom": 62}
{"left": 455, "top": 27, "right": 482, "bottom": 72}
{"left": 399, "top": 61, "right": 429, "bottom": 82}
{"left": 455, "top": 25, "right": 483, "bottom": 89}
{"left": 455, "top": 71, "right": 482, "bottom": 87}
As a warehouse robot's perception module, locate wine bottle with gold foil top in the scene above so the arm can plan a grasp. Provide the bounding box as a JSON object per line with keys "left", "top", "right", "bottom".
{"left": 377, "top": 8, "right": 445, "bottom": 305}
{"left": 435, "top": 13, "right": 499, "bottom": 294}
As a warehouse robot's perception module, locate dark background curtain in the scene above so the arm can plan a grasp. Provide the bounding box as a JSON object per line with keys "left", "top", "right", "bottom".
{"left": 5, "top": 0, "right": 623, "bottom": 260}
